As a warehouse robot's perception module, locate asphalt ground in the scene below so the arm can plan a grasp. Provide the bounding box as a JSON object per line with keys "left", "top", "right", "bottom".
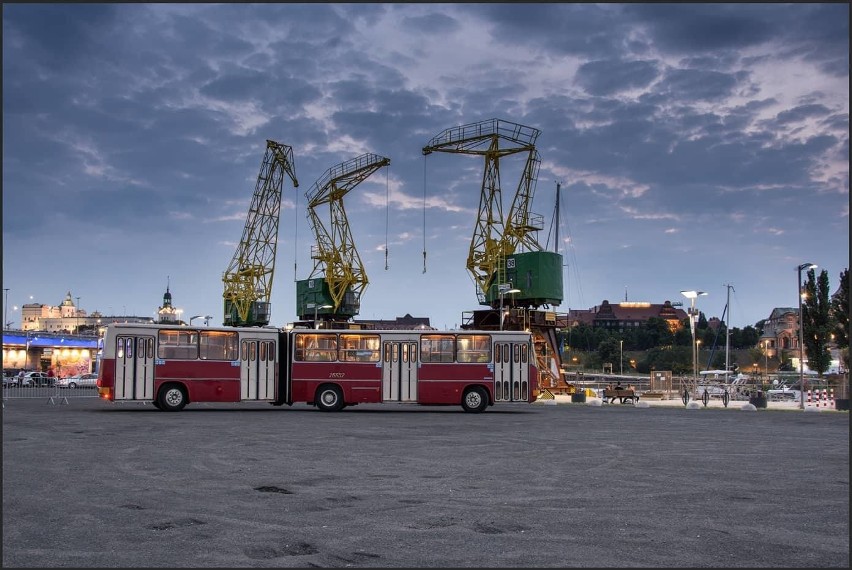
{"left": 2, "top": 397, "right": 849, "bottom": 568}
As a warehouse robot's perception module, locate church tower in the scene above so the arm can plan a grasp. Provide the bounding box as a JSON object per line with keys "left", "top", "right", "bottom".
{"left": 157, "top": 277, "right": 178, "bottom": 324}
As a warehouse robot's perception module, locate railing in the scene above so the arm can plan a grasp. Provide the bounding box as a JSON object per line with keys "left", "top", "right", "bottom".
{"left": 3, "top": 383, "right": 98, "bottom": 404}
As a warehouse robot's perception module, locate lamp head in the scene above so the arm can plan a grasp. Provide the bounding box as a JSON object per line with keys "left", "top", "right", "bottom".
{"left": 507, "top": 289, "right": 521, "bottom": 294}
{"left": 680, "top": 290, "right": 707, "bottom": 299}
{"left": 797, "top": 262, "right": 817, "bottom": 271}
{"left": 319, "top": 304, "right": 333, "bottom": 310}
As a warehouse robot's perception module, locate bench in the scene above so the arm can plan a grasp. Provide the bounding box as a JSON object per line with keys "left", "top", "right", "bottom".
{"left": 603, "top": 388, "right": 638, "bottom": 404}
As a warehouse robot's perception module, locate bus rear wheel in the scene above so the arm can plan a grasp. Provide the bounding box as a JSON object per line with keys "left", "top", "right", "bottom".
{"left": 157, "top": 384, "right": 187, "bottom": 412}
{"left": 315, "top": 385, "right": 345, "bottom": 412}
{"left": 462, "top": 386, "right": 489, "bottom": 413}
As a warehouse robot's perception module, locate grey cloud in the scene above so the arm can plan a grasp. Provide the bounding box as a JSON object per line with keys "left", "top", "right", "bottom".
{"left": 625, "top": 4, "right": 777, "bottom": 53}
{"left": 658, "top": 68, "right": 740, "bottom": 102}
{"left": 776, "top": 104, "right": 832, "bottom": 124}
{"left": 400, "top": 12, "right": 460, "bottom": 34}
{"left": 2, "top": 4, "right": 119, "bottom": 70}
{"left": 574, "top": 59, "right": 660, "bottom": 97}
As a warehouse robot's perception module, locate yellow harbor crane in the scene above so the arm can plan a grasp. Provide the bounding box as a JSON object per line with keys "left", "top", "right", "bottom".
{"left": 296, "top": 153, "right": 390, "bottom": 324}
{"left": 423, "top": 118, "right": 567, "bottom": 392}
{"left": 222, "top": 140, "right": 298, "bottom": 327}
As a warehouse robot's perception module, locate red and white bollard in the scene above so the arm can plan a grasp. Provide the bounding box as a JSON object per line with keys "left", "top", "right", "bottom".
{"left": 807, "top": 389, "right": 812, "bottom": 406}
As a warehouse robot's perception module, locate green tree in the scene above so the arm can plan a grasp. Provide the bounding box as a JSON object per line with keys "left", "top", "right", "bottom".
{"left": 636, "top": 346, "right": 692, "bottom": 375}
{"left": 596, "top": 338, "right": 626, "bottom": 372}
{"left": 642, "top": 317, "right": 675, "bottom": 348}
{"left": 802, "top": 268, "right": 832, "bottom": 376}
{"left": 831, "top": 268, "right": 849, "bottom": 371}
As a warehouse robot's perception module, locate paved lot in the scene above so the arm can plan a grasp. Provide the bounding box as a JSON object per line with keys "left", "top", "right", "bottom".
{"left": 2, "top": 397, "right": 849, "bottom": 568}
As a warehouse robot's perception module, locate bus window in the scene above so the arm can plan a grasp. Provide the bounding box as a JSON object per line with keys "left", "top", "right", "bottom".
{"left": 200, "top": 330, "right": 239, "bottom": 360}
{"left": 158, "top": 329, "right": 198, "bottom": 360}
{"left": 294, "top": 333, "right": 337, "bottom": 362}
{"left": 421, "top": 334, "right": 455, "bottom": 363}
{"left": 339, "top": 334, "right": 380, "bottom": 362}
{"left": 457, "top": 334, "right": 491, "bottom": 363}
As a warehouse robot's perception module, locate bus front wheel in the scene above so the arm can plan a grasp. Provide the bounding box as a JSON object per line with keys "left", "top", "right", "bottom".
{"left": 315, "top": 385, "right": 345, "bottom": 412}
{"left": 157, "top": 384, "right": 187, "bottom": 412}
{"left": 462, "top": 386, "right": 489, "bottom": 413}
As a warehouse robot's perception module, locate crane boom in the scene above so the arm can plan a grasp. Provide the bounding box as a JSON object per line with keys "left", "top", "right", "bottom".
{"left": 223, "top": 140, "right": 298, "bottom": 327}
{"left": 297, "top": 152, "right": 390, "bottom": 321}
{"left": 422, "top": 118, "right": 544, "bottom": 304}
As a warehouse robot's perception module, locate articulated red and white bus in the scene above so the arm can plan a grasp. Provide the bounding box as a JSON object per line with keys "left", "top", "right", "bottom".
{"left": 97, "top": 322, "right": 538, "bottom": 412}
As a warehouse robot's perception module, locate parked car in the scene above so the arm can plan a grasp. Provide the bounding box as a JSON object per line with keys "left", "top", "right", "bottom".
{"left": 57, "top": 373, "right": 98, "bottom": 389}
{"left": 3, "top": 373, "right": 17, "bottom": 388}
{"left": 21, "top": 371, "right": 55, "bottom": 387}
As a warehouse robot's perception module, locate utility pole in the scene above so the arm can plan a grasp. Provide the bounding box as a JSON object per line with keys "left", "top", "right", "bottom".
{"left": 3, "top": 288, "right": 9, "bottom": 330}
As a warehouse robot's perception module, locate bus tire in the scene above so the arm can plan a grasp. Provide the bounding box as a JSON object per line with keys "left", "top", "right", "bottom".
{"left": 157, "top": 384, "right": 187, "bottom": 412}
{"left": 315, "top": 385, "right": 344, "bottom": 412}
{"left": 462, "top": 386, "right": 489, "bottom": 413}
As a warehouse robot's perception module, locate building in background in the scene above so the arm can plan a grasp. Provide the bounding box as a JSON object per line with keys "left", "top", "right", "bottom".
{"left": 157, "top": 281, "right": 180, "bottom": 324}
{"left": 758, "top": 307, "right": 799, "bottom": 360}
{"left": 559, "top": 300, "right": 688, "bottom": 332}
{"left": 16, "top": 291, "right": 152, "bottom": 334}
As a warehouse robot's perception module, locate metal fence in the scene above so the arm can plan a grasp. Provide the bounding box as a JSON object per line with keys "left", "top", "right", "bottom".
{"left": 3, "top": 384, "right": 99, "bottom": 405}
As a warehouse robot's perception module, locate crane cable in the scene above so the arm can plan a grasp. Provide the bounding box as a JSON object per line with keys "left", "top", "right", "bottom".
{"left": 422, "top": 157, "right": 427, "bottom": 274}
{"left": 385, "top": 165, "right": 389, "bottom": 270}
{"left": 293, "top": 184, "right": 299, "bottom": 283}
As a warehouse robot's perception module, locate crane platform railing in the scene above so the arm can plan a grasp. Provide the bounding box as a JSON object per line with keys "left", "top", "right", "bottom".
{"left": 422, "top": 118, "right": 540, "bottom": 153}
{"left": 306, "top": 153, "right": 390, "bottom": 203}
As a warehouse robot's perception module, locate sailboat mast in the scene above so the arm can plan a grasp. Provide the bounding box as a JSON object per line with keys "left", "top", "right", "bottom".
{"left": 724, "top": 283, "right": 734, "bottom": 382}
{"left": 554, "top": 182, "right": 560, "bottom": 254}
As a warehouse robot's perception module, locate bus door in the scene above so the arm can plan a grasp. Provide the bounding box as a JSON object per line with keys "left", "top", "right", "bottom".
{"left": 241, "top": 338, "right": 277, "bottom": 401}
{"left": 493, "top": 341, "right": 530, "bottom": 402}
{"left": 113, "top": 334, "right": 155, "bottom": 401}
{"left": 382, "top": 341, "right": 418, "bottom": 402}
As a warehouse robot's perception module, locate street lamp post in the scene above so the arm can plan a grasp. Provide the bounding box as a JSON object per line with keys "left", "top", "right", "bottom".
{"left": 314, "top": 304, "right": 333, "bottom": 329}
{"left": 797, "top": 262, "right": 817, "bottom": 410}
{"left": 619, "top": 340, "right": 623, "bottom": 376}
{"left": 3, "top": 288, "right": 9, "bottom": 330}
{"left": 680, "top": 290, "right": 708, "bottom": 387}
{"left": 189, "top": 315, "right": 202, "bottom": 326}
{"left": 204, "top": 315, "right": 213, "bottom": 326}
{"left": 499, "top": 286, "right": 520, "bottom": 331}
{"left": 76, "top": 296, "right": 81, "bottom": 334}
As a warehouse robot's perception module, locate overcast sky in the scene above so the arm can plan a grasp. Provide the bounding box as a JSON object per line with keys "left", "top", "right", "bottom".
{"left": 2, "top": 3, "right": 849, "bottom": 331}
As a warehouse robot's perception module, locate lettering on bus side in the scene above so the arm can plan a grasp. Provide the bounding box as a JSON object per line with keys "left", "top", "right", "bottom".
{"left": 329, "top": 372, "right": 345, "bottom": 378}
